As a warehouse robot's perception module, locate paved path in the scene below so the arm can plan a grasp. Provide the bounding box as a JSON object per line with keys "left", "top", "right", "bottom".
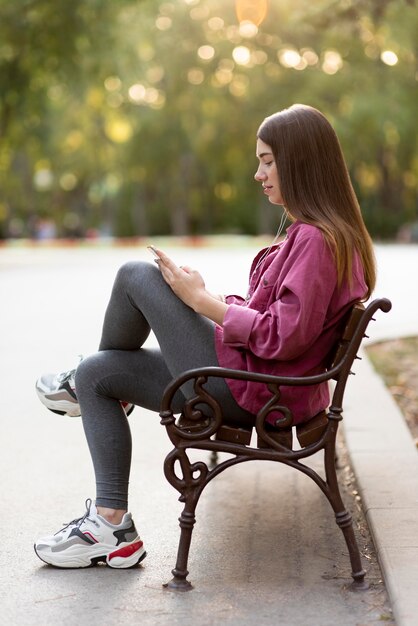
{"left": 0, "top": 241, "right": 416, "bottom": 625}
{"left": 344, "top": 243, "right": 418, "bottom": 626}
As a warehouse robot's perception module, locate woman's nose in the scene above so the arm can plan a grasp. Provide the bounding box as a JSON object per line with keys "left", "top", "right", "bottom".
{"left": 254, "top": 167, "right": 265, "bottom": 181}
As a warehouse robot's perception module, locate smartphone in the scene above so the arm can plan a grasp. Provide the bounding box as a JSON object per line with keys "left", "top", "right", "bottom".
{"left": 147, "top": 245, "right": 161, "bottom": 259}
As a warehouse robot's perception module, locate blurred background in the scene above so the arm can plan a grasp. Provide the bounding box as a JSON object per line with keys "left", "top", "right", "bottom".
{"left": 0, "top": 0, "right": 417, "bottom": 243}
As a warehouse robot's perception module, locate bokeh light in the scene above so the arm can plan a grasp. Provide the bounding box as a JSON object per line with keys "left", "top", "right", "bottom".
{"left": 214, "top": 182, "right": 235, "bottom": 200}
{"left": 198, "top": 45, "right": 215, "bottom": 60}
{"left": 128, "top": 83, "right": 146, "bottom": 102}
{"left": 188, "top": 68, "right": 205, "bottom": 85}
{"left": 322, "top": 50, "right": 344, "bottom": 75}
{"left": 302, "top": 49, "right": 319, "bottom": 66}
{"left": 59, "top": 173, "right": 78, "bottom": 191}
{"left": 213, "top": 67, "right": 233, "bottom": 86}
{"left": 381, "top": 50, "right": 399, "bottom": 66}
{"left": 238, "top": 20, "right": 258, "bottom": 38}
{"left": 155, "top": 16, "right": 172, "bottom": 30}
{"left": 128, "top": 82, "right": 165, "bottom": 109}
{"left": 105, "top": 118, "right": 133, "bottom": 143}
{"left": 235, "top": 0, "right": 268, "bottom": 27}
{"left": 278, "top": 49, "right": 301, "bottom": 69}
{"left": 207, "top": 16, "right": 224, "bottom": 31}
{"left": 64, "top": 130, "right": 83, "bottom": 152}
{"left": 190, "top": 5, "right": 210, "bottom": 20}
{"left": 252, "top": 49, "right": 268, "bottom": 64}
{"left": 146, "top": 66, "right": 165, "bottom": 83}
{"left": 233, "top": 45, "right": 251, "bottom": 66}
{"left": 33, "top": 168, "right": 53, "bottom": 191}
{"left": 104, "top": 76, "right": 122, "bottom": 92}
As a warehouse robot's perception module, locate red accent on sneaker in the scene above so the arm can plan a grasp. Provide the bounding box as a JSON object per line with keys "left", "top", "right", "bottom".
{"left": 108, "top": 540, "right": 143, "bottom": 561}
{"left": 83, "top": 532, "right": 99, "bottom": 543}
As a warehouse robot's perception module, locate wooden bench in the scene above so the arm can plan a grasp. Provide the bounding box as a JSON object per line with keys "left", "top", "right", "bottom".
{"left": 159, "top": 297, "right": 392, "bottom": 591}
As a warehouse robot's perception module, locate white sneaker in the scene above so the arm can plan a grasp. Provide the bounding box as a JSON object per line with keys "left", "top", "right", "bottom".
{"left": 34, "top": 499, "right": 146, "bottom": 569}
{"left": 35, "top": 357, "right": 134, "bottom": 417}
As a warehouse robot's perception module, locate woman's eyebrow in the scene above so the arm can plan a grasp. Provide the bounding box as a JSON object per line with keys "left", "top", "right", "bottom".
{"left": 257, "top": 151, "right": 273, "bottom": 159}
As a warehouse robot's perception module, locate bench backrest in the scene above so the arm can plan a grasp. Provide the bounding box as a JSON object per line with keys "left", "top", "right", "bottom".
{"left": 328, "top": 302, "right": 365, "bottom": 377}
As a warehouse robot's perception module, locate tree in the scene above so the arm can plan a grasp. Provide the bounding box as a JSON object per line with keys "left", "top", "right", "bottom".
{"left": 1, "top": 0, "right": 416, "bottom": 239}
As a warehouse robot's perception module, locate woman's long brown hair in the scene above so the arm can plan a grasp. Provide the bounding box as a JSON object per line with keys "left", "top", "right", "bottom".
{"left": 257, "top": 104, "right": 376, "bottom": 300}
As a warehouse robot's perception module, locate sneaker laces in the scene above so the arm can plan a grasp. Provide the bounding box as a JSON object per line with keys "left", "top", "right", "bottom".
{"left": 56, "top": 498, "right": 93, "bottom": 535}
{"left": 56, "top": 355, "right": 83, "bottom": 385}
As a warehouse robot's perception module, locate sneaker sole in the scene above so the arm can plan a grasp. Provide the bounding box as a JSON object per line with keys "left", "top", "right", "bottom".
{"left": 34, "top": 542, "right": 146, "bottom": 569}
{"left": 35, "top": 387, "right": 81, "bottom": 417}
{"left": 35, "top": 387, "right": 134, "bottom": 418}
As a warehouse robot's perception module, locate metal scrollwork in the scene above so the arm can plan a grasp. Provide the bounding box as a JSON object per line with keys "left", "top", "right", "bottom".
{"left": 164, "top": 447, "right": 210, "bottom": 503}
{"left": 170, "top": 376, "right": 224, "bottom": 441}
{"left": 255, "top": 382, "right": 294, "bottom": 452}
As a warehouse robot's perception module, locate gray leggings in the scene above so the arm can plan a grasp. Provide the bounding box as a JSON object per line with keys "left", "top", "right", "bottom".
{"left": 75, "top": 261, "right": 252, "bottom": 510}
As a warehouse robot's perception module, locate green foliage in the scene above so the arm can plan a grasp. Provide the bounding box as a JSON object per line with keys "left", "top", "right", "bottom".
{"left": 0, "top": 0, "right": 417, "bottom": 239}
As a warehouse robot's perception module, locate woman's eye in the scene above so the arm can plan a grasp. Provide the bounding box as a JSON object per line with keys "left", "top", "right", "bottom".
{"left": 265, "top": 161, "right": 273, "bottom": 166}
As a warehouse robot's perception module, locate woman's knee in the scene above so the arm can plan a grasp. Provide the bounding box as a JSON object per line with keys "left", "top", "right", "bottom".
{"left": 115, "top": 260, "right": 159, "bottom": 289}
{"left": 75, "top": 353, "right": 107, "bottom": 397}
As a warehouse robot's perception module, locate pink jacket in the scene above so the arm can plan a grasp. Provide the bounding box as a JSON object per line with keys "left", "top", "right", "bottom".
{"left": 214, "top": 221, "right": 367, "bottom": 425}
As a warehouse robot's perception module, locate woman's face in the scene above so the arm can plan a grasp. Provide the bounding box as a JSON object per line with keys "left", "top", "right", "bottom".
{"left": 254, "top": 138, "right": 283, "bottom": 205}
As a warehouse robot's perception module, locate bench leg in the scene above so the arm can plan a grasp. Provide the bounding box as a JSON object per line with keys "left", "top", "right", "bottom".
{"left": 324, "top": 439, "right": 367, "bottom": 589}
{"left": 163, "top": 505, "right": 196, "bottom": 591}
{"left": 335, "top": 510, "right": 367, "bottom": 589}
{"left": 163, "top": 447, "right": 212, "bottom": 591}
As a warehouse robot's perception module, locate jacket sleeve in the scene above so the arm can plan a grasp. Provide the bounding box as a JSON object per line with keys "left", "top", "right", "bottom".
{"left": 222, "top": 232, "right": 338, "bottom": 361}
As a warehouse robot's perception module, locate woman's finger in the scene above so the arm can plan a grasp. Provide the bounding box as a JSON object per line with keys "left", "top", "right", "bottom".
{"left": 153, "top": 247, "right": 177, "bottom": 270}
{"left": 159, "top": 263, "right": 174, "bottom": 282}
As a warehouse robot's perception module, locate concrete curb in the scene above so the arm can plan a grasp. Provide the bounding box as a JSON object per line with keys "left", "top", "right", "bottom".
{"left": 343, "top": 347, "right": 418, "bottom": 626}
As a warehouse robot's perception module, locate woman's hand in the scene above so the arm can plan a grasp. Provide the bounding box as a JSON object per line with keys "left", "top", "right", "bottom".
{"left": 156, "top": 249, "right": 205, "bottom": 309}
{"left": 153, "top": 247, "right": 228, "bottom": 325}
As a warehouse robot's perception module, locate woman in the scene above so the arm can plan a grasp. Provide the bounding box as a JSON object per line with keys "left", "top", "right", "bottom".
{"left": 34, "top": 104, "right": 376, "bottom": 569}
